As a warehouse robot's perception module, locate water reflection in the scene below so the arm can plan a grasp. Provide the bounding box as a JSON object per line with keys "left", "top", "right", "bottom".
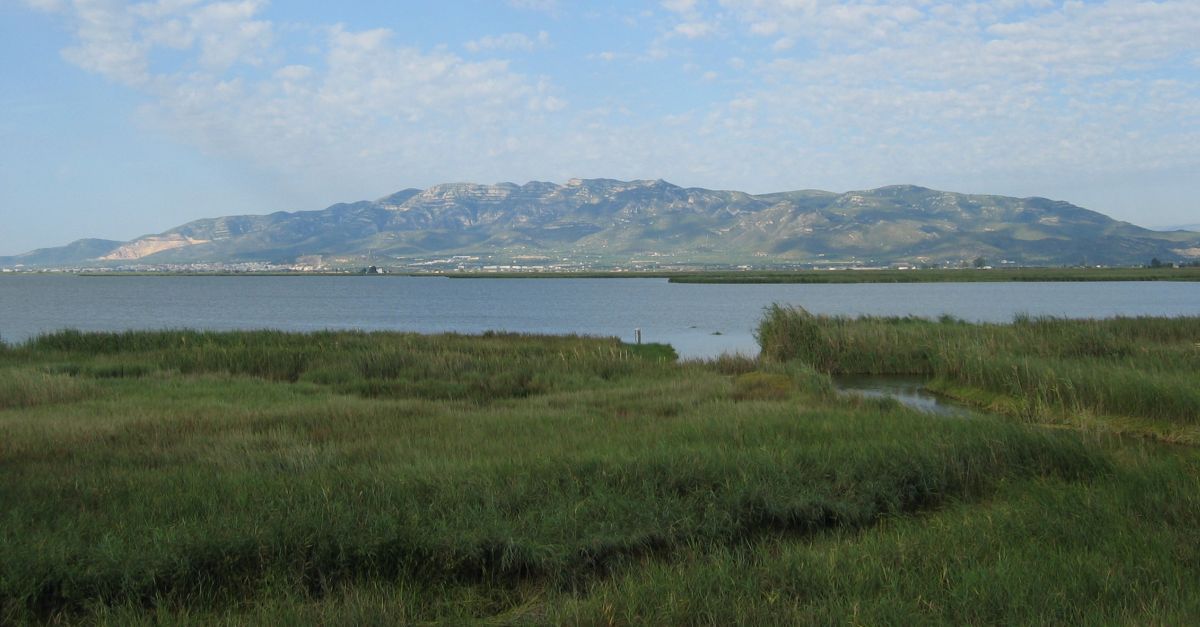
{"left": 833, "top": 375, "right": 979, "bottom": 418}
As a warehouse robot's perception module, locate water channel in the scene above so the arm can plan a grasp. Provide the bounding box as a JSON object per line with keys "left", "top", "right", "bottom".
{"left": 833, "top": 375, "right": 984, "bottom": 418}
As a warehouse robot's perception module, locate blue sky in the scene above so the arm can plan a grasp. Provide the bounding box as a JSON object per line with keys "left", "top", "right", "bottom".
{"left": 2, "top": 0, "right": 1198, "bottom": 255}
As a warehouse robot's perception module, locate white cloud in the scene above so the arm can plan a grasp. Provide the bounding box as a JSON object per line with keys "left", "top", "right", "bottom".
{"left": 507, "top": 0, "right": 557, "bottom": 12}
{"left": 141, "top": 17, "right": 195, "bottom": 49}
{"left": 59, "top": 0, "right": 150, "bottom": 86}
{"left": 713, "top": 0, "right": 1200, "bottom": 77}
{"left": 272, "top": 64, "right": 310, "bottom": 82}
{"left": 26, "top": 1, "right": 581, "bottom": 198}
{"left": 21, "top": 0, "right": 67, "bottom": 11}
{"left": 20, "top": 0, "right": 1200, "bottom": 214}
{"left": 637, "top": 0, "right": 1200, "bottom": 194}
{"left": 465, "top": 30, "right": 549, "bottom": 53}
{"left": 660, "top": 0, "right": 719, "bottom": 39}
{"left": 672, "top": 21, "right": 715, "bottom": 38}
{"left": 186, "top": 0, "right": 272, "bottom": 70}
{"left": 662, "top": 0, "right": 698, "bottom": 13}
{"left": 30, "top": 0, "right": 274, "bottom": 85}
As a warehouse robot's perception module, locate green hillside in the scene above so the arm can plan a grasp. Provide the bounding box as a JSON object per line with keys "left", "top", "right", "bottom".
{"left": 5, "top": 180, "right": 1198, "bottom": 268}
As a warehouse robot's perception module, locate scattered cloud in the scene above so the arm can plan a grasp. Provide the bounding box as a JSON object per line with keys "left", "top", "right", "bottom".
{"left": 507, "top": 0, "right": 557, "bottom": 12}
{"left": 661, "top": 0, "right": 698, "bottom": 13}
{"left": 17, "top": 0, "right": 1200, "bottom": 211}
{"left": 650, "top": 0, "right": 1200, "bottom": 188}
{"left": 465, "top": 30, "right": 550, "bottom": 53}
{"left": 19, "top": 0, "right": 580, "bottom": 197}
{"left": 20, "top": 0, "right": 66, "bottom": 12}
{"left": 141, "top": 24, "right": 563, "bottom": 185}
{"left": 661, "top": 0, "right": 717, "bottom": 39}
{"left": 672, "top": 21, "right": 715, "bottom": 39}
{"left": 185, "top": 0, "right": 273, "bottom": 70}
{"left": 58, "top": 0, "right": 151, "bottom": 86}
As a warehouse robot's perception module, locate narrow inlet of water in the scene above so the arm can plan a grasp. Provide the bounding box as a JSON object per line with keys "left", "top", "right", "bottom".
{"left": 833, "top": 375, "right": 981, "bottom": 418}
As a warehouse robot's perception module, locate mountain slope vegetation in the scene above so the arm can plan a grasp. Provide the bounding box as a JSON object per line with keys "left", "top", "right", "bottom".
{"left": 6, "top": 180, "right": 1198, "bottom": 267}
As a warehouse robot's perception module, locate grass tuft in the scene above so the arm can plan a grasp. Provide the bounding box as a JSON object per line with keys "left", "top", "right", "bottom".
{"left": 0, "top": 369, "right": 94, "bottom": 410}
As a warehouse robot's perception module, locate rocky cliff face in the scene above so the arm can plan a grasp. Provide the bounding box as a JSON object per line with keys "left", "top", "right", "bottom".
{"left": 100, "top": 234, "right": 210, "bottom": 260}
{"left": 6, "top": 180, "right": 1199, "bottom": 267}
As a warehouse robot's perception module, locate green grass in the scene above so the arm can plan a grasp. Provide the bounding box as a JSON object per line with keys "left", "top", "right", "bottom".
{"left": 551, "top": 448, "right": 1200, "bottom": 624}
{"left": 758, "top": 305, "right": 1200, "bottom": 441}
{"left": 65, "top": 448, "right": 1200, "bottom": 626}
{"left": 0, "top": 369, "right": 95, "bottom": 410}
{"left": 1, "top": 325, "right": 1198, "bottom": 623}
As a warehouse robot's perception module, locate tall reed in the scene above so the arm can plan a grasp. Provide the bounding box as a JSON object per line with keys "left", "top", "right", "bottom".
{"left": 757, "top": 305, "right": 1200, "bottom": 424}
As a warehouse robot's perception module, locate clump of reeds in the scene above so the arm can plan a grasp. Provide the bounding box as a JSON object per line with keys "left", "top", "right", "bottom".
{"left": 0, "top": 369, "right": 94, "bottom": 410}
{"left": 757, "top": 305, "right": 1200, "bottom": 426}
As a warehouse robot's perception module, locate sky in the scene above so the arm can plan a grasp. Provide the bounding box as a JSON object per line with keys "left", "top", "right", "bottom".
{"left": 2, "top": 0, "right": 1198, "bottom": 255}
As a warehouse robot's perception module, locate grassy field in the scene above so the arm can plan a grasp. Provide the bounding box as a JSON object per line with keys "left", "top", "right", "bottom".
{"left": 2, "top": 323, "right": 1198, "bottom": 623}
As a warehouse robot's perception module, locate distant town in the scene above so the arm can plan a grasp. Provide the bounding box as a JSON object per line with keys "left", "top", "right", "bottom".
{"left": 0, "top": 252, "right": 1055, "bottom": 275}
{"left": 1, "top": 261, "right": 1029, "bottom": 275}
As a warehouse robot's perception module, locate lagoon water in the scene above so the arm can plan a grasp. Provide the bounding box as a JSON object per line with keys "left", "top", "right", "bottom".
{"left": 1, "top": 275, "right": 1197, "bottom": 358}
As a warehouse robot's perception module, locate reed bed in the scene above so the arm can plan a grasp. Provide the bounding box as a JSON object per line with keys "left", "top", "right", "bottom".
{"left": 758, "top": 305, "right": 1200, "bottom": 430}
{"left": 0, "top": 328, "right": 1116, "bottom": 623}
{"left": 0, "top": 369, "right": 94, "bottom": 410}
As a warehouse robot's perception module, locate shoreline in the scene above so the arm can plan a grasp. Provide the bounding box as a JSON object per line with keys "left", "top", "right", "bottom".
{"left": 3, "top": 266, "right": 1189, "bottom": 283}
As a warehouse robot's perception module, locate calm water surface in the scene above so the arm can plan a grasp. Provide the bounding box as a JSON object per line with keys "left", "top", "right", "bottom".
{"left": 834, "top": 375, "right": 981, "bottom": 418}
{"left": 1, "top": 275, "right": 1197, "bottom": 358}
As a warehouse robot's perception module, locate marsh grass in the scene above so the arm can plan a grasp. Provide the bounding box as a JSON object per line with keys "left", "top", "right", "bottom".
{"left": 19, "top": 329, "right": 675, "bottom": 401}
{"left": 758, "top": 305, "right": 1200, "bottom": 436}
{"left": 0, "top": 328, "right": 1121, "bottom": 623}
{"left": 551, "top": 450, "right": 1200, "bottom": 625}
{"left": 0, "top": 369, "right": 94, "bottom": 410}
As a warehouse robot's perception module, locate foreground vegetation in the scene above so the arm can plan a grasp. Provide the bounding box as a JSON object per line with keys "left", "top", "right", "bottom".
{"left": 1, "top": 323, "right": 1198, "bottom": 624}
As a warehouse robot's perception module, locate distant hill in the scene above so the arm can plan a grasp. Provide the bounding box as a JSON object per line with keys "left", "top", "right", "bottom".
{"left": 5, "top": 180, "right": 1199, "bottom": 268}
{"left": 1152, "top": 223, "right": 1200, "bottom": 233}
{"left": 0, "top": 239, "right": 124, "bottom": 267}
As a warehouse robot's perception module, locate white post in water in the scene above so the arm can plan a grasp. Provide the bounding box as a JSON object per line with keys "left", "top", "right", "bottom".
{"left": 635, "top": 328, "right": 642, "bottom": 345}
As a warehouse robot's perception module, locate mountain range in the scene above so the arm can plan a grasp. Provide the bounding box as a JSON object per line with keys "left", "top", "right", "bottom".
{"left": 4, "top": 179, "right": 1198, "bottom": 268}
